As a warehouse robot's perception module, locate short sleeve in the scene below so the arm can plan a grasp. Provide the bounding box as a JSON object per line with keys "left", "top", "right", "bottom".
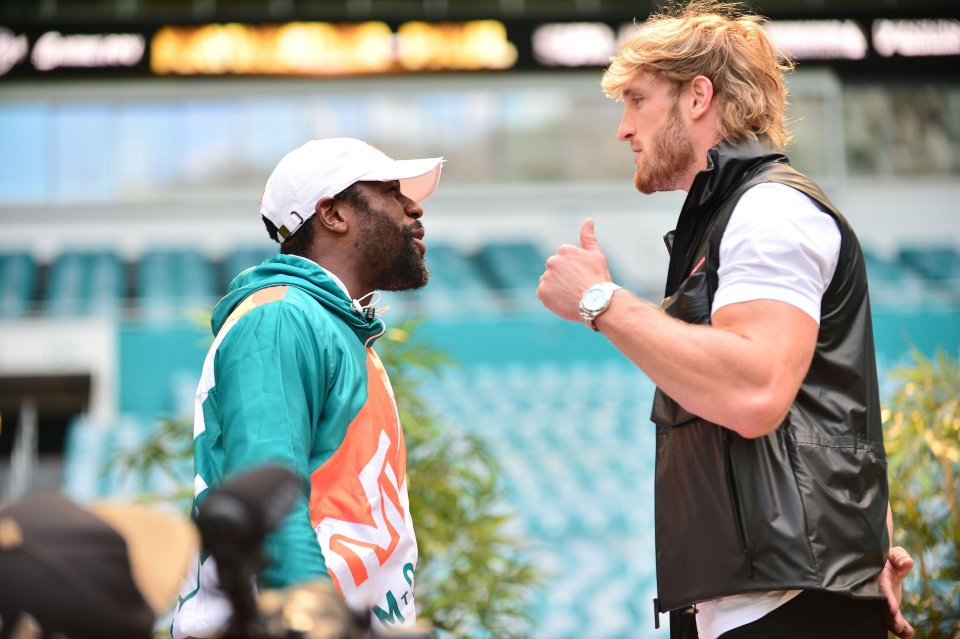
{"left": 712, "top": 182, "right": 841, "bottom": 324}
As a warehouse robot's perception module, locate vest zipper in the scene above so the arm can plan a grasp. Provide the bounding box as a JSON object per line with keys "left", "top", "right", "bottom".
{"left": 722, "top": 430, "right": 754, "bottom": 578}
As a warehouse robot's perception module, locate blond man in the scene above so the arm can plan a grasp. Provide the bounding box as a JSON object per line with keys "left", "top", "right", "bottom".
{"left": 538, "top": 2, "right": 913, "bottom": 638}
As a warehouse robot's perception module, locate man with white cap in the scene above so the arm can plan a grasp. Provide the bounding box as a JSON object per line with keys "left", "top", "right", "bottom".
{"left": 172, "top": 138, "right": 443, "bottom": 638}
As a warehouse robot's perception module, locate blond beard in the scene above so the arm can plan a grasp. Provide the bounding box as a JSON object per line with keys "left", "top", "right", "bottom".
{"left": 634, "top": 101, "right": 696, "bottom": 195}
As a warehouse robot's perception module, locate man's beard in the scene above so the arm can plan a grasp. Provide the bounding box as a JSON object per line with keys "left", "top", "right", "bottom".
{"left": 634, "top": 101, "right": 696, "bottom": 195}
{"left": 355, "top": 205, "right": 429, "bottom": 292}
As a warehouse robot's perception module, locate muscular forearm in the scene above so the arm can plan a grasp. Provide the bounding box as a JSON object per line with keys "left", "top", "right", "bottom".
{"left": 594, "top": 289, "right": 816, "bottom": 437}
{"left": 536, "top": 220, "right": 818, "bottom": 436}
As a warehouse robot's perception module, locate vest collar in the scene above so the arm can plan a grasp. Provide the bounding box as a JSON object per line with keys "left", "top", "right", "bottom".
{"left": 685, "top": 136, "right": 787, "bottom": 221}
{"left": 663, "top": 137, "right": 788, "bottom": 296}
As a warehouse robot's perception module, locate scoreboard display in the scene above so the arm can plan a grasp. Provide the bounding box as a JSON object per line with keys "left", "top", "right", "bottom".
{"left": 1, "top": 11, "right": 959, "bottom": 80}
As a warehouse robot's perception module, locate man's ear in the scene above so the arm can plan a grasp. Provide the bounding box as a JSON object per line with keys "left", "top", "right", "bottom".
{"left": 688, "top": 75, "right": 714, "bottom": 121}
{"left": 315, "top": 197, "right": 349, "bottom": 234}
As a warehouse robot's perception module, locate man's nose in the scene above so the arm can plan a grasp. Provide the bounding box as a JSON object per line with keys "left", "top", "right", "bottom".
{"left": 617, "top": 113, "right": 634, "bottom": 141}
{"left": 405, "top": 198, "right": 424, "bottom": 219}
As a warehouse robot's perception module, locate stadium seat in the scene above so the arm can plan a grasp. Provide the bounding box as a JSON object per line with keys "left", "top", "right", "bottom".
{"left": 221, "top": 246, "right": 276, "bottom": 290}
{"left": 137, "top": 249, "right": 216, "bottom": 320}
{"left": 87, "top": 251, "right": 125, "bottom": 315}
{"left": 44, "top": 250, "right": 124, "bottom": 317}
{"left": 424, "top": 359, "right": 659, "bottom": 636}
{"left": 863, "top": 249, "right": 911, "bottom": 283}
{"left": 0, "top": 252, "right": 36, "bottom": 318}
{"left": 898, "top": 246, "right": 960, "bottom": 284}
{"left": 473, "top": 240, "right": 547, "bottom": 292}
{"left": 47, "top": 252, "right": 86, "bottom": 316}
{"left": 411, "top": 243, "right": 499, "bottom": 315}
{"left": 62, "top": 413, "right": 191, "bottom": 505}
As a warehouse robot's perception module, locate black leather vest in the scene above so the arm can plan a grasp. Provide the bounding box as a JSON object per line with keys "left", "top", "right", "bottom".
{"left": 652, "top": 139, "right": 889, "bottom": 613}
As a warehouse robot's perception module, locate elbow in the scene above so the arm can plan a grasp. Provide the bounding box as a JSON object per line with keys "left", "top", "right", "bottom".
{"left": 726, "top": 392, "right": 791, "bottom": 439}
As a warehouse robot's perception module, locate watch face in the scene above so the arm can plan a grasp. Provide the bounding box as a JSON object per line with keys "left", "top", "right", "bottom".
{"left": 582, "top": 287, "right": 608, "bottom": 312}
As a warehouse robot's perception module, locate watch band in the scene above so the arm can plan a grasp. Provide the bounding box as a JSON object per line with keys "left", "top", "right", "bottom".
{"left": 579, "top": 282, "right": 622, "bottom": 331}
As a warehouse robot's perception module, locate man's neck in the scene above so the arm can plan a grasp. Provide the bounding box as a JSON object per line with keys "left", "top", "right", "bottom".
{"left": 679, "top": 135, "right": 725, "bottom": 192}
{"left": 296, "top": 253, "right": 362, "bottom": 300}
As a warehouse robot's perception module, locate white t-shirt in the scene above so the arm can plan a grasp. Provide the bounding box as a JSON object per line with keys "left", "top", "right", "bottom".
{"left": 695, "top": 182, "right": 842, "bottom": 639}
{"left": 711, "top": 182, "right": 841, "bottom": 322}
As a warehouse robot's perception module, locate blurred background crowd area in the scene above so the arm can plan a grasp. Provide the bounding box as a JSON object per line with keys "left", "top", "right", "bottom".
{"left": 1, "top": 1, "right": 959, "bottom": 637}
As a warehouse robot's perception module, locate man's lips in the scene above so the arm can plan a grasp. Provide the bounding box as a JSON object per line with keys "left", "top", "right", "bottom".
{"left": 411, "top": 229, "right": 426, "bottom": 256}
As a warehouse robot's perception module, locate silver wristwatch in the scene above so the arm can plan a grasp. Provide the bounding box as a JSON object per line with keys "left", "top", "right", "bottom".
{"left": 579, "top": 282, "right": 622, "bottom": 331}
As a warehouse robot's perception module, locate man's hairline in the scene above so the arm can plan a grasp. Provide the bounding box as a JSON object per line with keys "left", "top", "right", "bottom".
{"left": 613, "top": 69, "right": 688, "bottom": 103}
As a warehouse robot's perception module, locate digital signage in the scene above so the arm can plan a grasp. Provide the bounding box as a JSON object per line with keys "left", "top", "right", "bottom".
{"left": 1, "top": 16, "right": 958, "bottom": 80}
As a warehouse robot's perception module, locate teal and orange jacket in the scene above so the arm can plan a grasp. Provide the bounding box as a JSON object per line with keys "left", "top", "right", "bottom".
{"left": 172, "top": 254, "right": 418, "bottom": 638}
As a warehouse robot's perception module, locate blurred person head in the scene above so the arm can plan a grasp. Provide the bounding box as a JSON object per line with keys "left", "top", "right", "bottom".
{"left": 0, "top": 494, "right": 197, "bottom": 639}
{"left": 259, "top": 138, "right": 443, "bottom": 296}
{"left": 601, "top": 0, "right": 794, "bottom": 193}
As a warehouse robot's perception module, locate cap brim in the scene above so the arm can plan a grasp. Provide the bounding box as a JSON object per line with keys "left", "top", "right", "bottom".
{"left": 91, "top": 503, "right": 199, "bottom": 615}
{"left": 363, "top": 157, "right": 444, "bottom": 203}
{"left": 0, "top": 494, "right": 196, "bottom": 636}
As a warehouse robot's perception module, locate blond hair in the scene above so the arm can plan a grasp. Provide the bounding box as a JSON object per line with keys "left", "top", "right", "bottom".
{"left": 601, "top": 1, "right": 794, "bottom": 149}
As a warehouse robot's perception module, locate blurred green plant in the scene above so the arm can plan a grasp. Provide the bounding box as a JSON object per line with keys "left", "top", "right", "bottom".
{"left": 378, "top": 320, "right": 541, "bottom": 638}
{"left": 884, "top": 348, "right": 960, "bottom": 637}
{"left": 110, "top": 317, "right": 541, "bottom": 638}
{"left": 107, "top": 415, "right": 193, "bottom": 509}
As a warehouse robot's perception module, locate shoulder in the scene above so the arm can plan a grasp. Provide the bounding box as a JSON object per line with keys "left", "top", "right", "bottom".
{"left": 725, "top": 182, "right": 841, "bottom": 252}
{"left": 220, "top": 289, "right": 342, "bottom": 350}
{"left": 713, "top": 182, "right": 843, "bottom": 321}
{"left": 733, "top": 182, "right": 829, "bottom": 226}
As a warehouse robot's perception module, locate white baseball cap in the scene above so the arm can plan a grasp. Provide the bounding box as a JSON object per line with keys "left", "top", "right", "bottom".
{"left": 260, "top": 137, "right": 444, "bottom": 241}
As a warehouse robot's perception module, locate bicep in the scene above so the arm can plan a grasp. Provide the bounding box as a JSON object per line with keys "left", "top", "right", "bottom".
{"left": 713, "top": 298, "right": 819, "bottom": 402}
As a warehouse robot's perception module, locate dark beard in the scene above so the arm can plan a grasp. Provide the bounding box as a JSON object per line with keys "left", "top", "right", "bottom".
{"left": 634, "top": 101, "right": 695, "bottom": 195}
{"left": 355, "top": 206, "right": 429, "bottom": 292}
{"left": 376, "top": 223, "right": 430, "bottom": 292}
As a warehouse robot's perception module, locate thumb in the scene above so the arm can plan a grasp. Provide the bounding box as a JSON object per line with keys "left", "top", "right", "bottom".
{"left": 580, "top": 218, "right": 599, "bottom": 251}
{"left": 890, "top": 547, "right": 914, "bottom": 578}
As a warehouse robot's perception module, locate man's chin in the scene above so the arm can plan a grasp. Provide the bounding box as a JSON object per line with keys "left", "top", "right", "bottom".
{"left": 379, "top": 266, "right": 429, "bottom": 292}
{"left": 382, "top": 280, "right": 428, "bottom": 293}
{"left": 634, "top": 171, "right": 657, "bottom": 195}
{"left": 634, "top": 170, "right": 682, "bottom": 195}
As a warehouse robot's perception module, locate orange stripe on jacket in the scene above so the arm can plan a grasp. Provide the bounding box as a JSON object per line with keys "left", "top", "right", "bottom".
{"left": 308, "top": 350, "right": 408, "bottom": 589}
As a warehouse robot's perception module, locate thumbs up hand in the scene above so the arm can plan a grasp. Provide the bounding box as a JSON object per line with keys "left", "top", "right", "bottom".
{"left": 537, "top": 219, "right": 614, "bottom": 323}
{"left": 579, "top": 218, "right": 600, "bottom": 252}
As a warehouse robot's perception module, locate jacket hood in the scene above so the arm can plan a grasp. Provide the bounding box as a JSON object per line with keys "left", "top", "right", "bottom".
{"left": 212, "top": 254, "right": 385, "bottom": 345}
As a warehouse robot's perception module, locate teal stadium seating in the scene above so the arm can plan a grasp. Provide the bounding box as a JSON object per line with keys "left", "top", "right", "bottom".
{"left": 222, "top": 246, "right": 276, "bottom": 288}
{"left": 898, "top": 246, "right": 960, "bottom": 287}
{"left": 44, "top": 250, "right": 124, "bottom": 317}
{"left": 62, "top": 413, "right": 190, "bottom": 504}
{"left": 137, "top": 249, "right": 216, "bottom": 321}
{"left": 0, "top": 252, "right": 36, "bottom": 318}
{"left": 474, "top": 240, "right": 546, "bottom": 291}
